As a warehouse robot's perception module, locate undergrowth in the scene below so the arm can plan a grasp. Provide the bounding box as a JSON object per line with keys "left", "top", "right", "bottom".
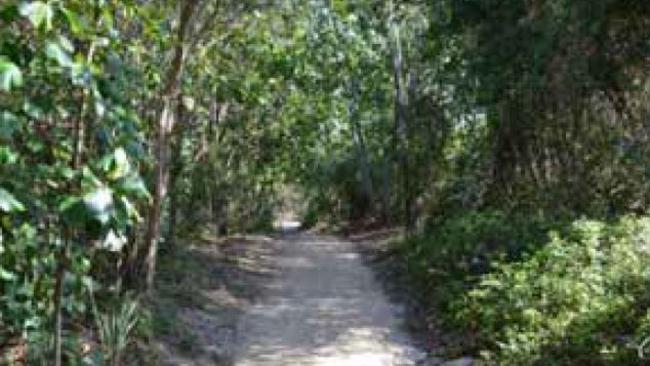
{"left": 398, "top": 211, "right": 650, "bottom": 365}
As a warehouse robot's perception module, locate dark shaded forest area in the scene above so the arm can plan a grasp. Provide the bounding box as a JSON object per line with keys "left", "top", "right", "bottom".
{"left": 2, "top": 0, "right": 650, "bottom": 365}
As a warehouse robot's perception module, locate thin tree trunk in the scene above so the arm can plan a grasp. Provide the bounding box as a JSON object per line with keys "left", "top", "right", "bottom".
{"left": 380, "top": 157, "right": 392, "bottom": 224}
{"left": 352, "top": 119, "right": 374, "bottom": 212}
{"left": 168, "top": 96, "right": 186, "bottom": 245}
{"left": 143, "top": 1, "right": 196, "bottom": 293}
{"left": 348, "top": 82, "right": 374, "bottom": 217}
{"left": 390, "top": 13, "right": 413, "bottom": 234}
{"left": 52, "top": 246, "right": 66, "bottom": 366}
{"left": 144, "top": 98, "right": 173, "bottom": 292}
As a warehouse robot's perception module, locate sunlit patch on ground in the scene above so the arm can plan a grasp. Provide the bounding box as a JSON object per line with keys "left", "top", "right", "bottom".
{"left": 233, "top": 234, "right": 425, "bottom": 366}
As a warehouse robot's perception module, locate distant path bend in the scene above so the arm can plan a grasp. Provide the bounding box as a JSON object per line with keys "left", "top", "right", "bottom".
{"left": 233, "top": 233, "right": 425, "bottom": 366}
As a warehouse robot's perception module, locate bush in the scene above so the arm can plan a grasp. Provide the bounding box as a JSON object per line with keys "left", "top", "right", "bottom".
{"left": 399, "top": 210, "right": 555, "bottom": 310}
{"left": 455, "top": 216, "right": 650, "bottom": 365}
{"left": 398, "top": 212, "right": 650, "bottom": 364}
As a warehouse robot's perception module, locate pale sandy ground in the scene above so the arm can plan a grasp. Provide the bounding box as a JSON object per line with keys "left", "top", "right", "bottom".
{"left": 232, "top": 233, "right": 426, "bottom": 366}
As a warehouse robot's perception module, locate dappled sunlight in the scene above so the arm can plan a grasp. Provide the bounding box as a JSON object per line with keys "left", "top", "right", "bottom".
{"left": 5, "top": 0, "right": 647, "bottom": 364}
{"left": 153, "top": 236, "right": 282, "bottom": 365}
{"left": 274, "top": 220, "right": 303, "bottom": 231}
{"left": 233, "top": 234, "right": 424, "bottom": 365}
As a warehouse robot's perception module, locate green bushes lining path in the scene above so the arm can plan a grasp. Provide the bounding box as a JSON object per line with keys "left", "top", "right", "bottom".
{"left": 398, "top": 212, "right": 650, "bottom": 365}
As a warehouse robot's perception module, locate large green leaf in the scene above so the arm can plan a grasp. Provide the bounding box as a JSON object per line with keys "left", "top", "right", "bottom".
{"left": 45, "top": 40, "right": 73, "bottom": 67}
{"left": 116, "top": 196, "right": 141, "bottom": 223}
{"left": 0, "top": 188, "right": 25, "bottom": 212}
{"left": 62, "top": 188, "right": 116, "bottom": 232}
{"left": 0, "top": 267, "right": 17, "bottom": 281}
{"left": 104, "top": 148, "right": 131, "bottom": 180}
{"left": 100, "top": 230, "right": 127, "bottom": 252}
{"left": 0, "top": 147, "right": 18, "bottom": 165}
{"left": 0, "top": 56, "right": 22, "bottom": 91}
{"left": 115, "top": 175, "right": 150, "bottom": 200}
{"left": 82, "top": 188, "right": 114, "bottom": 225}
{"left": 60, "top": 7, "right": 87, "bottom": 35}
{"left": 0, "top": 112, "right": 19, "bottom": 140}
{"left": 81, "top": 167, "right": 103, "bottom": 190}
{"left": 19, "top": 1, "right": 53, "bottom": 30}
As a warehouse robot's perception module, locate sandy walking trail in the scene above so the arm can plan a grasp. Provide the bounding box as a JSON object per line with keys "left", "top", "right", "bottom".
{"left": 232, "top": 233, "right": 424, "bottom": 366}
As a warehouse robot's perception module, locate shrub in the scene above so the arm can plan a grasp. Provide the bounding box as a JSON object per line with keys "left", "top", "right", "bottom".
{"left": 399, "top": 210, "right": 554, "bottom": 310}
{"left": 455, "top": 216, "right": 650, "bottom": 365}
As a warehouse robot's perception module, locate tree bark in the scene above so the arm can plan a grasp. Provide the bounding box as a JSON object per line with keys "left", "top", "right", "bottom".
{"left": 143, "top": 1, "right": 196, "bottom": 293}
{"left": 349, "top": 82, "right": 374, "bottom": 218}
{"left": 168, "top": 98, "right": 186, "bottom": 246}
{"left": 390, "top": 15, "right": 413, "bottom": 234}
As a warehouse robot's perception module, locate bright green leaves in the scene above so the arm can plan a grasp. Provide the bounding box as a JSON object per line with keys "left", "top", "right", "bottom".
{"left": 0, "top": 147, "right": 18, "bottom": 165}
{"left": 114, "top": 175, "right": 149, "bottom": 200}
{"left": 60, "top": 7, "right": 86, "bottom": 36}
{"left": 103, "top": 147, "right": 131, "bottom": 181}
{"left": 45, "top": 37, "right": 74, "bottom": 67}
{"left": 102, "top": 230, "right": 127, "bottom": 252}
{"left": 100, "top": 147, "right": 150, "bottom": 200}
{"left": 0, "top": 112, "right": 20, "bottom": 140}
{"left": 62, "top": 168, "right": 112, "bottom": 229}
{"left": 82, "top": 187, "right": 114, "bottom": 226}
{"left": 59, "top": 148, "right": 148, "bottom": 253}
{"left": 0, "top": 267, "right": 18, "bottom": 281}
{"left": 0, "top": 188, "right": 25, "bottom": 212}
{"left": 19, "top": 1, "right": 53, "bottom": 30}
{"left": 0, "top": 0, "right": 161, "bottom": 353}
{"left": 0, "top": 56, "right": 23, "bottom": 91}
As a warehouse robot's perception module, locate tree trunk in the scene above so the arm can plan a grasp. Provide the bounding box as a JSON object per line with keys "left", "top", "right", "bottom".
{"left": 52, "top": 247, "right": 66, "bottom": 366}
{"left": 144, "top": 97, "right": 173, "bottom": 292}
{"left": 143, "top": 1, "right": 196, "bottom": 293}
{"left": 380, "top": 157, "right": 392, "bottom": 224}
{"left": 352, "top": 119, "right": 374, "bottom": 214}
{"left": 349, "top": 83, "right": 374, "bottom": 218}
{"left": 391, "top": 17, "right": 413, "bottom": 234}
{"left": 168, "top": 96, "right": 187, "bottom": 245}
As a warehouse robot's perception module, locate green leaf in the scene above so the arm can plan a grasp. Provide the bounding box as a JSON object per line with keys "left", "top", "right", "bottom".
{"left": 0, "top": 147, "right": 18, "bottom": 164}
{"left": 101, "top": 230, "right": 127, "bottom": 252}
{"left": 83, "top": 188, "right": 114, "bottom": 225}
{"left": 22, "top": 101, "right": 45, "bottom": 120}
{"left": 60, "top": 7, "right": 86, "bottom": 35}
{"left": 81, "top": 167, "right": 103, "bottom": 190}
{"left": 0, "top": 111, "right": 19, "bottom": 140}
{"left": 45, "top": 41, "right": 73, "bottom": 67}
{"left": 0, "top": 4, "right": 19, "bottom": 23}
{"left": 107, "top": 148, "right": 131, "bottom": 180}
{"left": 0, "top": 267, "right": 17, "bottom": 281}
{"left": 57, "top": 35, "right": 75, "bottom": 53}
{"left": 59, "top": 197, "right": 86, "bottom": 227}
{"left": 0, "top": 188, "right": 25, "bottom": 212}
{"left": 116, "top": 196, "right": 141, "bottom": 222}
{"left": 115, "top": 175, "right": 150, "bottom": 200}
{"left": 0, "top": 56, "right": 23, "bottom": 91}
{"left": 19, "top": 1, "right": 53, "bottom": 30}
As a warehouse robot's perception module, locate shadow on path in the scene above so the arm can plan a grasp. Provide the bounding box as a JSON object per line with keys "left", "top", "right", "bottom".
{"left": 233, "top": 233, "right": 425, "bottom": 366}
{"left": 154, "top": 234, "right": 280, "bottom": 365}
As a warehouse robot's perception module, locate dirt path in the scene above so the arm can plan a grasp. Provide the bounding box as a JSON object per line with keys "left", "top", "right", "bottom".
{"left": 232, "top": 233, "right": 426, "bottom": 365}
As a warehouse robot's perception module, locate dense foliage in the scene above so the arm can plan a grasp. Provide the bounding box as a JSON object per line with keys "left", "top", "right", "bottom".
{"left": 1, "top": 0, "right": 650, "bottom": 364}
{"left": 401, "top": 214, "right": 650, "bottom": 364}
{"left": 459, "top": 217, "right": 650, "bottom": 365}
